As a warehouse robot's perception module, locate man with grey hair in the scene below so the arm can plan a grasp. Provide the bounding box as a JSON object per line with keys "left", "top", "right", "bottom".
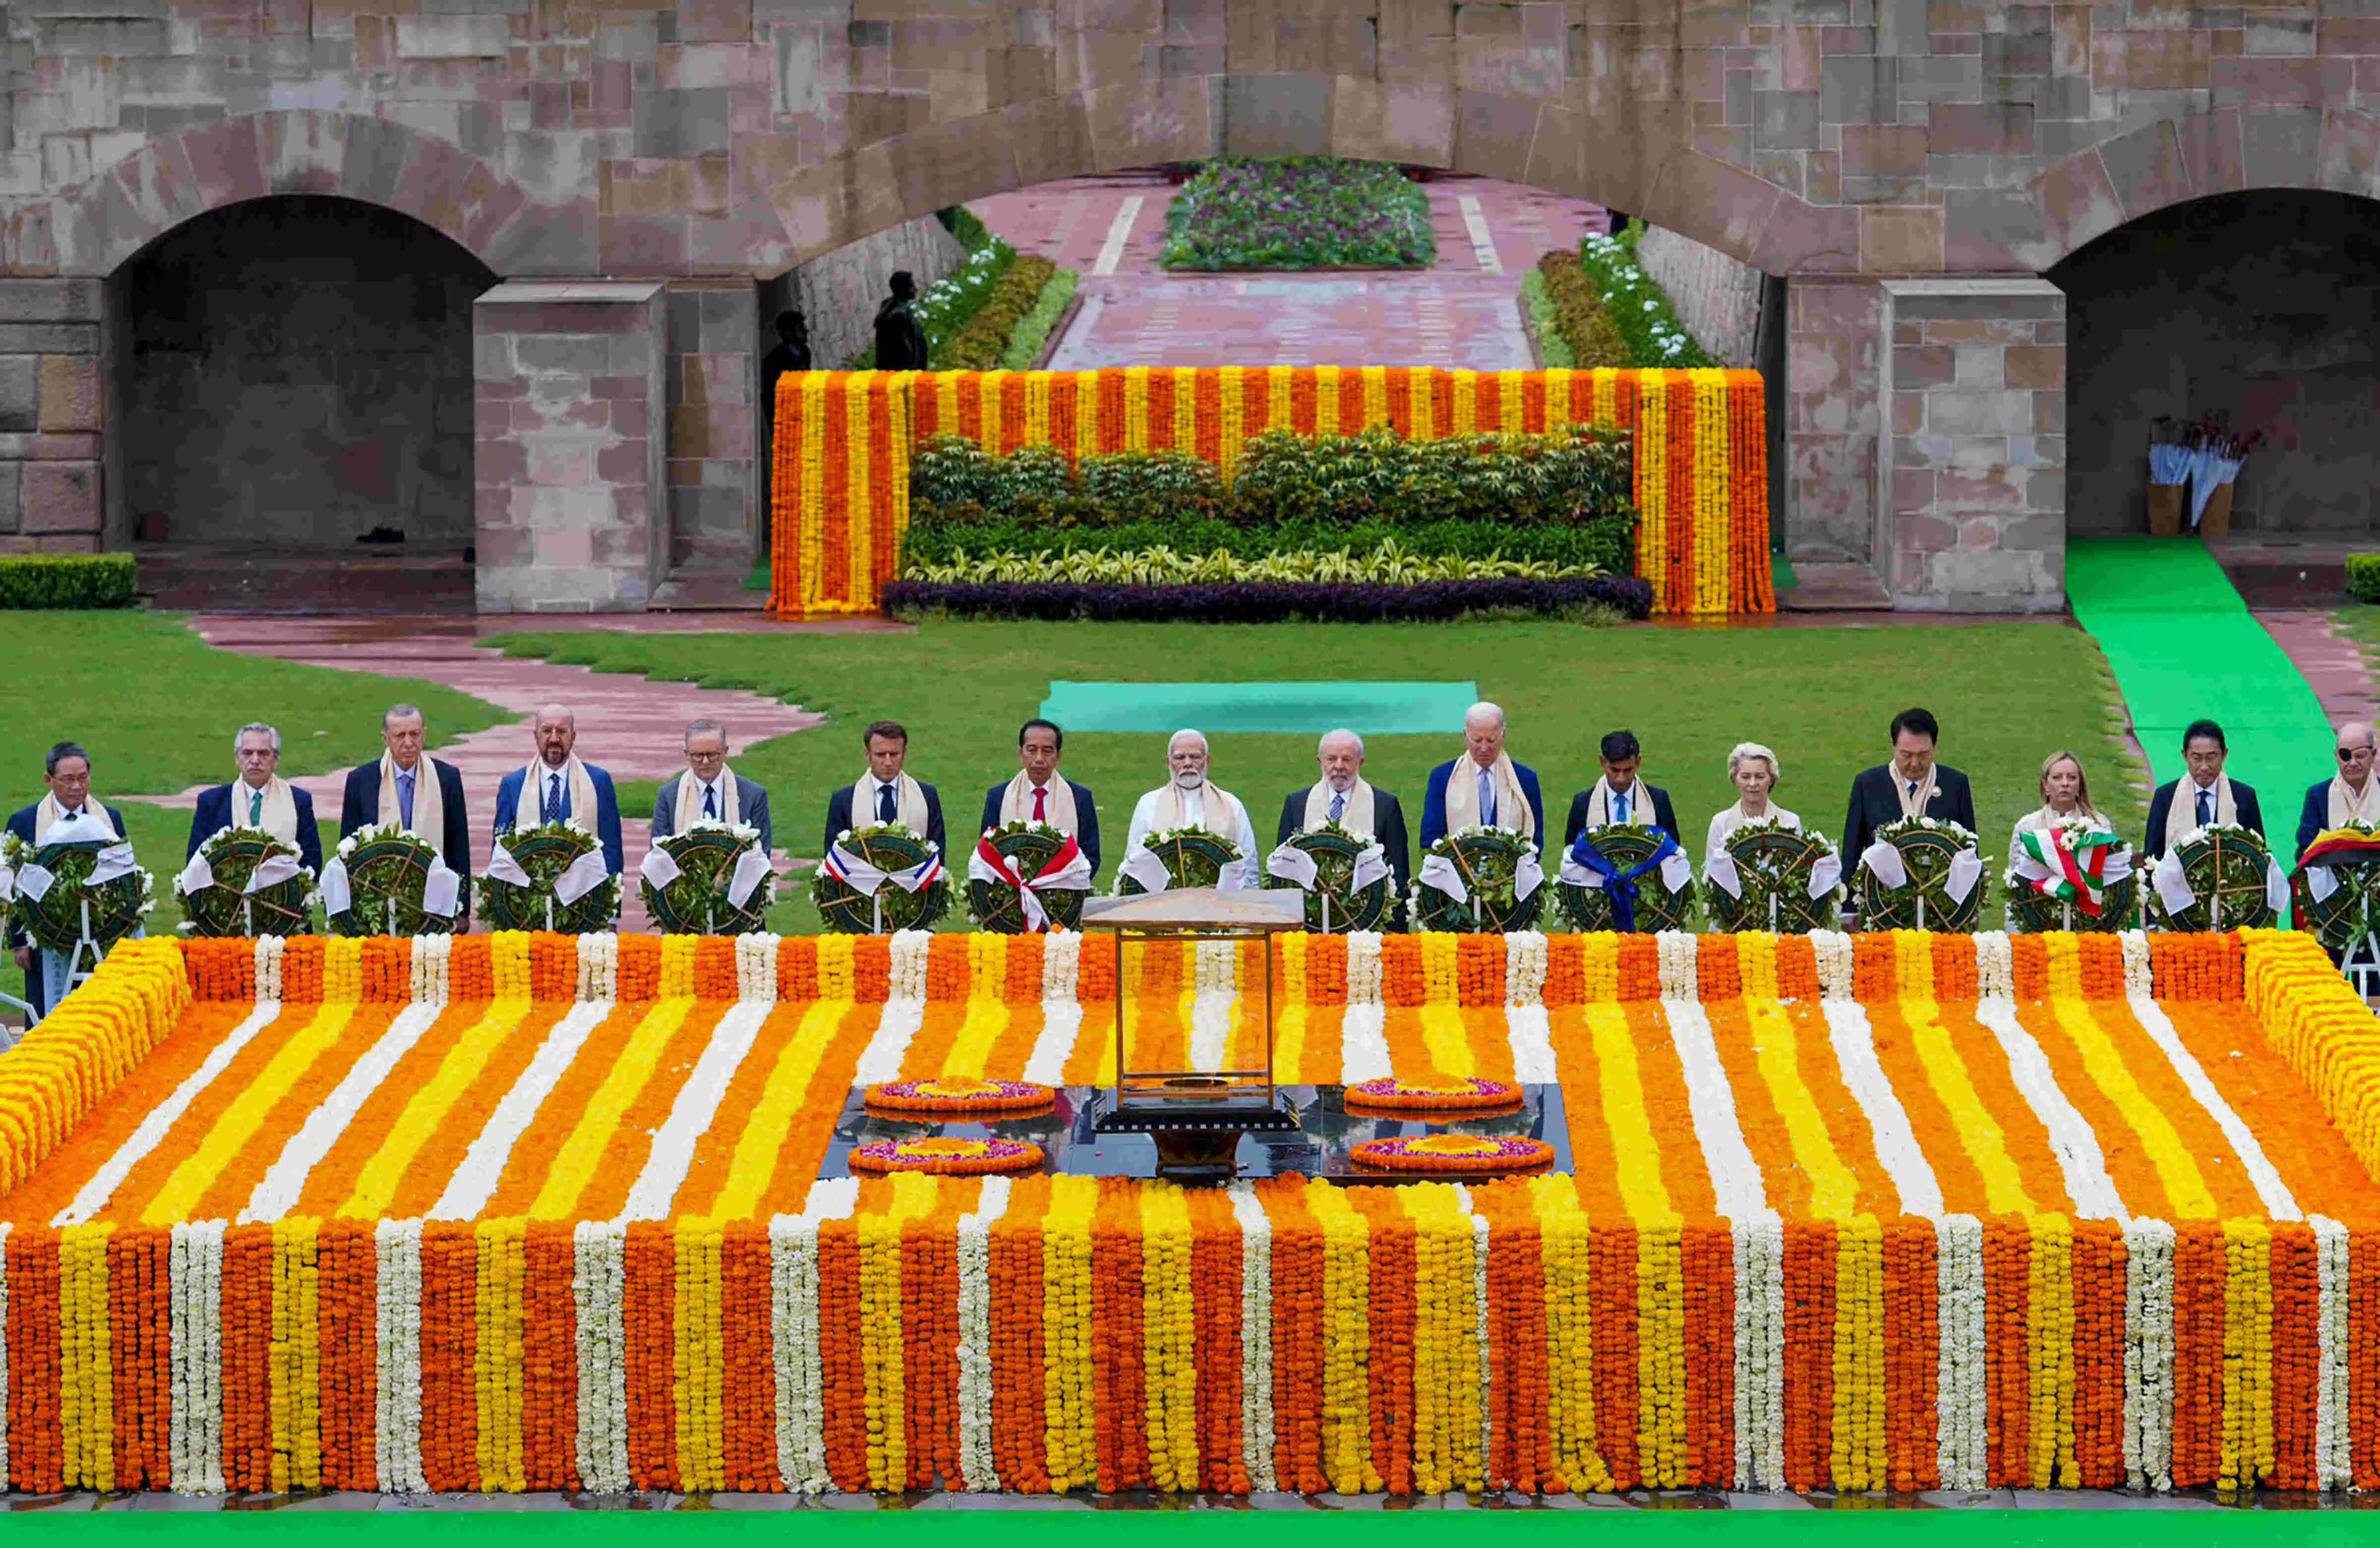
{"left": 1275, "top": 728, "right": 1411, "bottom": 899}
{"left": 1124, "top": 729, "right": 1260, "bottom": 889}
{"left": 494, "top": 703, "right": 625, "bottom": 876}
{"left": 1420, "top": 700, "right": 1546, "bottom": 852}
{"left": 340, "top": 703, "right": 473, "bottom": 893}
{"left": 188, "top": 721, "right": 323, "bottom": 875}
{"left": 654, "top": 716, "right": 774, "bottom": 856}
{"left": 2298, "top": 719, "right": 2380, "bottom": 862}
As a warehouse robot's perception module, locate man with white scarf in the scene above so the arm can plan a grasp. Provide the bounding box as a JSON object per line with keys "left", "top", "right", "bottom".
{"left": 338, "top": 704, "right": 473, "bottom": 903}
{"left": 187, "top": 722, "right": 323, "bottom": 876}
{"left": 653, "top": 717, "right": 773, "bottom": 857}
{"left": 1419, "top": 702, "right": 1546, "bottom": 854}
{"left": 1274, "top": 728, "right": 1411, "bottom": 895}
{"left": 2142, "top": 717, "right": 2263, "bottom": 862}
{"left": 7, "top": 741, "right": 136, "bottom": 1021}
{"left": 2297, "top": 720, "right": 2379, "bottom": 862}
{"left": 1125, "top": 729, "right": 1260, "bottom": 890}
{"left": 823, "top": 719, "right": 947, "bottom": 854}
{"left": 978, "top": 718, "right": 1101, "bottom": 879}
{"left": 493, "top": 704, "right": 627, "bottom": 876}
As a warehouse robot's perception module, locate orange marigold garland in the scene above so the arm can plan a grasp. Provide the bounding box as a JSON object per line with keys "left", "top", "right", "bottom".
{"left": 864, "top": 1077, "right": 1056, "bottom": 1116}
{"left": 1352, "top": 1135, "right": 1553, "bottom": 1173}
{"left": 1344, "top": 1075, "right": 1521, "bottom": 1113}
{"left": 850, "top": 1137, "right": 1045, "bottom": 1176}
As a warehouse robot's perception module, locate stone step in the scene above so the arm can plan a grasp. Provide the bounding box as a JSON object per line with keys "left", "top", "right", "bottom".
{"left": 1776, "top": 562, "right": 1892, "bottom": 611}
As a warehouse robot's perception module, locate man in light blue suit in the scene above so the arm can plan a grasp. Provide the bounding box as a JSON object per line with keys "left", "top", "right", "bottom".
{"left": 492, "top": 703, "right": 626, "bottom": 876}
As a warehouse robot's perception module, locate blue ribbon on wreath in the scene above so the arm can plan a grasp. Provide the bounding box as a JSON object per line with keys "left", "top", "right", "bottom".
{"left": 1567, "top": 827, "right": 1680, "bottom": 933}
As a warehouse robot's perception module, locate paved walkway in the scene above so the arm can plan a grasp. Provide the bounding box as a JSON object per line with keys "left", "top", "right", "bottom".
{"left": 2257, "top": 610, "right": 2376, "bottom": 727}
{"left": 119, "top": 617, "right": 826, "bottom": 932}
{"left": 973, "top": 173, "right": 1607, "bottom": 370}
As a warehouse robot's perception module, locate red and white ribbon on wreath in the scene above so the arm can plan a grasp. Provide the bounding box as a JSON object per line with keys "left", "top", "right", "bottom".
{"left": 968, "top": 831, "right": 1091, "bottom": 930}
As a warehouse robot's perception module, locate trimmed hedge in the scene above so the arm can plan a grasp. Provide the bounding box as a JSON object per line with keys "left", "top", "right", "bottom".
{"left": 884, "top": 576, "right": 1652, "bottom": 623}
{"left": 904, "top": 515, "right": 1630, "bottom": 575}
{"left": 1000, "top": 268, "right": 1080, "bottom": 370}
{"left": 1536, "top": 252, "right": 1631, "bottom": 367}
{"left": 0, "top": 553, "right": 138, "bottom": 610}
{"left": 933, "top": 255, "right": 1059, "bottom": 373}
{"left": 908, "top": 538, "right": 1596, "bottom": 585}
{"left": 1521, "top": 270, "right": 1575, "bottom": 369}
{"left": 2351, "top": 554, "right": 2380, "bottom": 602}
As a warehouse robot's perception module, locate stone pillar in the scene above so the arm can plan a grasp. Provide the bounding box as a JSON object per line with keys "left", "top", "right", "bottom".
{"left": 663, "top": 278, "right": 758, "bottom": 576}
{"left": 472, "top": 282, "right": 667, "bottom": 613}
{"left": 1880, "top": 279, "right": 2066, "bottom": 613}
{"left": 0, "top": 280, "right": 103, "bottom": 556}
{"left": 1783, "top": 277, "right": 1885, "bottom": 571}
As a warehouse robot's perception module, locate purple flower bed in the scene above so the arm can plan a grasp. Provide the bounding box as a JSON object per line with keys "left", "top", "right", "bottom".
{"left": 883, "top": 577, "right": 1652, "bottom": 623}
{"left": 1161, "top": 158, "right": 1434, "bottom": 271}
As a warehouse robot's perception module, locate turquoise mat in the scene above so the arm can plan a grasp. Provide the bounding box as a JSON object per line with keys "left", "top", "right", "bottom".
{"left": 1039, "top": 680, "right": 1478, "bottom": 735}
{"left": 2066, "top": 538, "right": 2331, "bottom": 820}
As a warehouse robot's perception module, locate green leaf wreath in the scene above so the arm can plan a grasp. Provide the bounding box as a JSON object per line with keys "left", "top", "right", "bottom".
{"left": 326, "top": 825, "right": 461, "bottom": 939}
{"left": 1703, "top": 819, "right": 1841, "bottom": 935}
{"left": 967, "top": 821, "right": 1091, "bottom": 934}
{"left": 1262, "top": 819, "right": 1394, "bottom": 933}
{"left": 1850, "top": 816, "right": 1987, "bottom": 934}
{"left": 174, "top": 828, "right": 315, "bottom": 939}
{"left": 813, "top": 822, "right": 951, "bottom": 935}
{"left": 2143, "top": 822, "right": 2277, "bottom": 933}
{"left": 2291, "top": 821, "right": 2380, "bottom": 953}
{"left": 2003, "top": 815, "right": 2136, "bottom": 935}
{"left": 1115, "top": 827, "right": 1242, "bottom": 895}
{"left": 643, "top": 820, "right": 776, "bottom": 936}
{"left": 476, "top": 819, "right": 621, "bottom": 936}
{"left": 1557, "top": 824, "right": 1695, "bottom": 934}
{"left": 1411, "top": 826, "right": 1544, "bottom": 934}
{"left": 0, "top": 830, "right": 155, "bottom": 954}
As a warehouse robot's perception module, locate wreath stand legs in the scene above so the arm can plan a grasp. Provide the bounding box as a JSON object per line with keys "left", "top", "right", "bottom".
{"left": 62, "top": 898, "right": 107, "bottom": 1000}
{"left": 2343, "top": 932, "right": 2380, "bottom": 1002}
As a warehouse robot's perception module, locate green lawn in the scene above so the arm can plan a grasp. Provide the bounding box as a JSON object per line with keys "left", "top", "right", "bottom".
{"left": 490, "top": 617, "right": 2147, "bottom": 933}
{"left": 1, "top": 612, "right": 512, "bottom": 1013}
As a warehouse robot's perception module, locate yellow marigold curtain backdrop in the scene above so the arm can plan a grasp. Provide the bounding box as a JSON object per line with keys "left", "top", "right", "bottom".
{"left": 769, "top": 366, "right": 1774, "bottom": 618}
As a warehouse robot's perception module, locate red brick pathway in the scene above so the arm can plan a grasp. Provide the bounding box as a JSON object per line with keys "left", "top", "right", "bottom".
{"left": 972, "top": 173, "right": 1608, "bottom": 369}
{"left": 121, "top": 617, "right": 827, "bottom": 931}
{"left": 2257, "top": 610, "right": 2376, "bottom": 726}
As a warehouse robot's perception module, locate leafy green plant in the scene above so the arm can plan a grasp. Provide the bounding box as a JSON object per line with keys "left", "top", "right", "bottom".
{"left": 1580, "top": 231, "right": 1714, "bottom": 367}
{"left": 0, "top": 553, "right": 138, "bottom": 609}
{"left": 1162, "top": 158, "right": 1434, "bottom": 271}
{"left": 1000, "top": 269, "right": 1080, "bottom": 370}
{"left": 1522, "top": 270, "right": 1575, "bottom": 369}
{"left": 907, "top": 538, "right": 1602, "bottom": 586}
{"left": 2349, "top": 555, "right": 2380, "bottom": 603}
{"left": 933, "top": 255, "right": 1058, "bottom": 373}
{"left": 839, "top": 219, "right": 1020, "bottom": 369}
{"left": 1536, "top": 252, "right": 1631, "bottom": 367}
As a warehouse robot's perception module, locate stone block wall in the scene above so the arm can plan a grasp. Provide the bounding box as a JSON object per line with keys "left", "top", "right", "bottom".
{"left": 473, "top": 282, "right": 665, "bottom": 613}
{"left": 1881, "top": 280, "right": 2066, "bottom": 613}
{"left": 768, "top": 214, "right": 967, "bottom": 373}
{"left": 664, "top": 279, "right": 757, "bottom": 574}
{"left": 1636, "top": 227, "right": 1765, "bottom": 370}
{"left": 0, "top": 280, "right": 102, "bottom": 556}
{"left": 1784, "top": 278, "right": 1887, "bottom": 569}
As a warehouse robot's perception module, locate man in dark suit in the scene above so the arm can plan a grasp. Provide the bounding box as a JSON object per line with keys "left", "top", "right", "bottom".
{"left": 187, "top": 721, "right": 324, "bottom": 876}
{"left": 340, "top": 703, "right": 473, "bottom": 892}
{"left": 979, "top": 718, "right": 1100, "bottom": 879}
{"left": 825, "top": 719, "right": 946, "bottom": 855}
{"left": 9, "top": 740, "right": 136, "bottom": 1021}
{"left": 653, "top": 716, "right": 774, "bottom": 856}
{"left": 1420, "top": 702, "right": 1547, "bottom": 853}
{"left": 2144, "top": 717, "right": 2263, "bottom": 862}
{"left": 1563, "top": 729, "right": 1681, "bottom": 849}
{"left": 493, "top": 704, "right": 627, "bottom": 877}
{"left": 1842, "top": 708, "right": 1979, "bottom": 922}
{"left": 2297, "top": 720, "right": 2377, "bottom": 862}
{"left": 1275, "top": 728, "right": 1413, "bottom": 895}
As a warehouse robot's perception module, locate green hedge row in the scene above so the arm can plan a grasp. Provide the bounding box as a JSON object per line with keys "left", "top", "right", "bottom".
{"left": 932, "top": 255, "right": 1059, "bottom": 373}
{"left": 1535, "top": 252, "right": 1631, "bottom": 367}
{"left": 0, "top": 553, "right": 138, "bottom": 609}
{"left": 2348, "top": 554, "right": 2380, "bottom": 602}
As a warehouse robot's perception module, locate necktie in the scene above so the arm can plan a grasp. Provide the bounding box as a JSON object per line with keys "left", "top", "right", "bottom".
{"left": 1032, "top": 784, "right": 1047, "bottom": 821}
{"left": 877, "top": 781, "right": 895, "bottom": 823}
{"left": 397, "top": 771, "right": 415, "bottom": 828}
{"left": 703, "top": 782, "right": 717, "bottom": 820}
{"left": 545, "top": 771, "right": 563, "bottom": 823}
{"left": 1615, "top": 790, "right": 1629, "bottom": 824}
{"left": 1330, "top": 789, "right": 1345, "bottom": 823}
{"left": 247, "top": 787, "right": 263, "bottom": 825}
{"left": 1906, "top": 779, "right": 1918, "bottom": 803}
{"left": 2198, "top": 788, "right": 2213, "bottom": 827}
{"left": 1476, "top": 767, "right": 1495, "bottom": 827}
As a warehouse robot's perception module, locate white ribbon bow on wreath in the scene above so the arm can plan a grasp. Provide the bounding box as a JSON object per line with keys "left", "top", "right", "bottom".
{"left": 641, "top": 844, "right": 774, "bottom": 911}
{"left": 1265, "top": 840, "right": 1391, "bottom": 893}
{"left": 488, "top": 839, "right": 611, "bottom": 906}
{"left": 1417, "top": 849, "right": 1544, "bottom": 906}
{"left": 1858, "top": 840, "right": 1983, "bottom": 904}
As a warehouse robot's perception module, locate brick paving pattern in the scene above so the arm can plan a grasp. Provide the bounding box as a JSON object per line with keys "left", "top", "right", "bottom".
{"left": 972, "top": 174, "right": 1608, "bottom": 370}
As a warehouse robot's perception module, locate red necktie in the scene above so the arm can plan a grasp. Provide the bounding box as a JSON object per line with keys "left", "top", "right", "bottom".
{"left": 1033, "top": 784, "right": 1047, "bottom": 821}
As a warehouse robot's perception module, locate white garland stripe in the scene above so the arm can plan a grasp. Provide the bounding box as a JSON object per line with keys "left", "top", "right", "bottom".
{"left": 1935, "top": 1214, "right": 1986, "bottom": 1490}
{"left": 616, "top": 1002, "right": 773, "bottom": 1223}
{"left": 2122, "top": 1217, "right": 2175, "bottom": 1491}
{"left": 955, "top": 1176, "right": 1012, "bottom": 1490}
{"left": 1189, "top": 940, "right": 1237, "bottom": 1072}
{"left": 1228, "top": 1182, "right": 1276, "bottom": 1492}
{"left": 1734, "top": 1211, "right": 1784, "bottom": 1488}
{"left": 56, "top": 1002, "right": 282, "bottom": 1228}
{"left": 571, "top": 1221, "right": 628, "bottom": 1492}
{"left": 1020, "top": 1001, "right": 1081, "bottom": 1088}
{"left": 374, "top": 1217, "right": 426, "bottom": 1493}
{"left": 1973, "top": 998, "right": 2131, "bottom": 1224}
{"left": 2315, "top": 1215, "right": 2351, "bottom": 1490}
{"left": 1471, "top": 1202, "right": 1492, "bottom": 1486}
{"left": 426, "top": 1001, "right": 615, "bottom": 1223}
{"left": 170, "top": 1219, "right": 226, "bottom": 1494}
{"left": 2126, "top": 996, "right": 2300, "bottom": 1221}
{"left": 1818, "top": 1001, "right": 1945, "bottom": 1219}
{"left": 851, "top": 997, "right": 927, "bottom": 1085}
{"left": 1339, "top": 1002, "right": 1391, "bottom": 1083}
{"left": 774, "top": 1179, "right": 859, "bottom": 1493}
{"left": 1504, "top": 1005, "right": 1557, "bottom": 1083}
{"left": 1658, "top": 999, "right": 1769, "bottom": 1220}
{"left": 238, "top": 1004, "right": 443, "bottom": 1224}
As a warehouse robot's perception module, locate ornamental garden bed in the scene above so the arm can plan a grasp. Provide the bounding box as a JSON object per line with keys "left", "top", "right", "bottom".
{"left": 1525, "top": 224, "right": 1715, "bottom": 371}
{"left": 840, "top": 207, "right": 1079, "bottom": 371}
{"left": 1160, "top": 157, "right": 1435, "bottom": 272}
{"left": 1, "top": 927, "right": 2369, "bottom": 1497}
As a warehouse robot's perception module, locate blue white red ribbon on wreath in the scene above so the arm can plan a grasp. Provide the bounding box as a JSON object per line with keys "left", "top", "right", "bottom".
{"left": 825, "top": 841, "right": 945, "bottom": 895}
{"left": 1559, "top": 827, "right": 1684, "bottom": 933}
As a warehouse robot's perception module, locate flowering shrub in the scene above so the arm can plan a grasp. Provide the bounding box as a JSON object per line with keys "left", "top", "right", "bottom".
{"left": 906, "top": 538, "right": 1600, "bottom": 584}
{"left": 1162, "top": 157, "right": 1434, "bottom": 271}
{"left": 931, "top": 255, "right": 1059, "bottom": 373}
{"left": 883, "top": 576, "right": 1649, "bottom": 622}
{"left": 839, "top": 216, "right": 1018, "bottom": 368}
{"left": 1579, "top": 230, "right": 1714, "bottom": 367}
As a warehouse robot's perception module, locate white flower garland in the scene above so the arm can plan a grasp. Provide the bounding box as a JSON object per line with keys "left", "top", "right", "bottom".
{"left": 2122, "top": 1217, "right": 2175, "bottom": 1491}
{"left": 1505, "top": 1003, "right": 1557, "bottom": 1083}
{"left": 1934, "top": 1214, "right": 1987, "bottom": 1491}
{"left": 887, "top": 928, "right": 934, "bottom": 1000}
{"left": 1469, "top": 1199, "right": 1492, "bottom": 1488}
{"left": 255, "top": 932, "right": 284, "bottom": 1002}
{"left": 1973, "top": 1000, "right": 2129, "bottom": 1223}
{"left": 1345, "top": 930, "right": 1384, "bottom": 1006}
{"left": 2128, "top": 997, "right": 2299, "bottom": 1220}
{"left": 374, "top": 1217, "right": 426, "bottom": 1493}
{"left": 1974, "top": 930, "right": 2014, "bottom": 999}
{"left": 575, "top": 932, "right": 618, "bottom": 1002}
{"left": 1188, "top": 940, "right": 1238, "bottom": 1072}
{"left": 426, "top": 1003, "right": 610, "bottom": 1224}
{"left": 1339, "top": 999, "right": 1392, "bottom": 1083}
{"left": 410, "top": 931, "right": 451, "bottom": 1006}
{"left": 954, "top": 1177, "right": 1012, "bottom": 1489}
{"left": 2315, "top": 1214, "right": 2352, "bottom": 1490}
{"left": 774, "top": 1179, "right": 857, "bottom": 1493}
{"left": 1659, "top": 1000, "right": 1769, "bottom": 1219}
{"left": 736, "top": 932, "right": 780, "bottom": 1003}
{"left": 1810, "top": 930, "right": 1853, "bottom": 1000}
{"left": 1733, "top": 1211, "right": 1784, "bottom": 1489}
{"left": 852, "top": 988, "right": 927, "bottom": 1085}
{"left": 169, "top": 1219, "right": 225, "bottom": 1494}
{"left": 1819, "top": 1001, "right": 1945, "bottom": 1219}
{"left": 572, "top": 1221, "right": 630, "bottom": 1493}
{"left": 2120, "top": 929, "right": 2152, "bottom": 999}
{"left": 1228, "top": 1183, "right": 1276, "bottom": 1492}
{"left": 1503, "top": 930, "right": 1547, "bottom": 1007}
{"left": 1655, "top": 930, "right": 1698, "bottom": 1001}
{"left": 1040, "top": 930, "right": 1080, "bottom": 1003}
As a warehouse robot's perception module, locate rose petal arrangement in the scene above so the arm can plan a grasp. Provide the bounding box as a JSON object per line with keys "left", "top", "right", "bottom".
{"left": 0, "top": 925, "right": 2376, "bottom": 1498}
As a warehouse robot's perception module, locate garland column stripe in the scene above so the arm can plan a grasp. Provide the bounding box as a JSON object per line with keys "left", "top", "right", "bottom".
{"left": 426, "top": 1003, "right": 617, "bottom": 1223}
{"left": 335, "top": 1000, "right": 540, "bottom": 1221}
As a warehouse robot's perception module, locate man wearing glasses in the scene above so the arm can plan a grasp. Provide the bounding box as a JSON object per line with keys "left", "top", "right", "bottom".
{"left": 2297, "top": 721, "right": 2380, "bottom": 862}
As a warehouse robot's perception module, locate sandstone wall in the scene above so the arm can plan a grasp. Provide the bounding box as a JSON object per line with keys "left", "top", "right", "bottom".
{"left": 1636, "top": 226, "right": 1764, "bottom": 370}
